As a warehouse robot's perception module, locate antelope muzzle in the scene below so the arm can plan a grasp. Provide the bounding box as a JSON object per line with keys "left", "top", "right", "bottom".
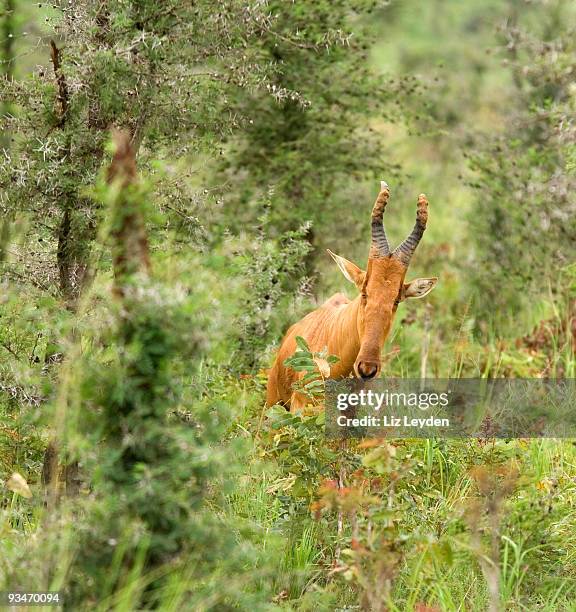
{"left": 355, "top": 358, "right": 381, "bottom": 380}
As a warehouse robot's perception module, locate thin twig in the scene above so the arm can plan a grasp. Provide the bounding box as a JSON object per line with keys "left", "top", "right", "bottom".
{"left": 29, "top": 332, "right": 42, "bottom": 366}
{"left": 0, "top": 341, "right": 20, "bottom": 361}
{"left": 49, "top": 40, "right": 69, "bottom": 127}
{"left": 4, "top": 268, "right": 57, "bottom": 295}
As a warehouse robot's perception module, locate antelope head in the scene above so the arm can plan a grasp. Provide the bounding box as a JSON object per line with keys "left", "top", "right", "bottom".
{"left": 328, "top": 182, "right": 437, "bottom": 380}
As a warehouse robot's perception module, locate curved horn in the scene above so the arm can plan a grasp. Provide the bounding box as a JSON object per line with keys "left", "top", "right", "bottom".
{"left": 393, "top": 193, "right": 429, "bottom": 267}
{"left": 369, "top": 181, "right": 391, "bottom": 259}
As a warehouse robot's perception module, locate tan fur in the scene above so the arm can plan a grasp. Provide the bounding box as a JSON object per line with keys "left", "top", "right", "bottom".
{"left": 266, "top": 189, "right": 436, "bottom": 411}
{"left": 266, "top": 258, "right": 411, "bottom": 411}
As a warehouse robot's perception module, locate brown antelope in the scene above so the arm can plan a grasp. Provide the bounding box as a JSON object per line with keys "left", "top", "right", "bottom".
{"left": 266, "top": 182, "right": 438, "bottom": 411}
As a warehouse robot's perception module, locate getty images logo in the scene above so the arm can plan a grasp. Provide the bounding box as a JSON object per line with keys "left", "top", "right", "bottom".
{"left": 336, "top": 389, "right": 450, "bottom": 412}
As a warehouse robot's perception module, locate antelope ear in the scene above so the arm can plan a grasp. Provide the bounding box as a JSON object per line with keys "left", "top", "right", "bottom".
{"left": 327, "top": 249, "right": 365, "bottom": 290}
{"left": 402, "top": 277, "right": 438, "bottom": 300}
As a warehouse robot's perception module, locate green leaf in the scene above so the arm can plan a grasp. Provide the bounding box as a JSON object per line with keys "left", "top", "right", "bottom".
{"left": 295, "top": 336, "right": 310, "bottom": 352}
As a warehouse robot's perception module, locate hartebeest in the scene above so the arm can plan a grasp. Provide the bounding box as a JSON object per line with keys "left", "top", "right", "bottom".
{"left": 266, "top": 182, "right": 438, "bottom": 411}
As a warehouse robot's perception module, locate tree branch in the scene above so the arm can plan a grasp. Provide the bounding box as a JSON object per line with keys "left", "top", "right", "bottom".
{"left": 50, "top": 40, "right": 69, "bottom": 127}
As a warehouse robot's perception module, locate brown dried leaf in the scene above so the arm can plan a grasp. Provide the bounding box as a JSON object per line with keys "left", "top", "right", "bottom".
{"left": 313, "top": 357, "right": 331, "bottom": 378}
{"left": 6, "top": 472, "right": 32, "bottom": 498}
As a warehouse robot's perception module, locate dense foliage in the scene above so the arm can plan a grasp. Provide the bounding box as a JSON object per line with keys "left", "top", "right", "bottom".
{"left": 1, "top": 1, "right": 575, "bottom": 610}
{"left": 468, "top": 1, "right": 576, "bottom": 318}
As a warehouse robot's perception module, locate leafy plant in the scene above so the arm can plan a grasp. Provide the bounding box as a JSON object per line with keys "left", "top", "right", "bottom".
{"left": 283, "top": 336, "right": 340, "bottom": 406}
